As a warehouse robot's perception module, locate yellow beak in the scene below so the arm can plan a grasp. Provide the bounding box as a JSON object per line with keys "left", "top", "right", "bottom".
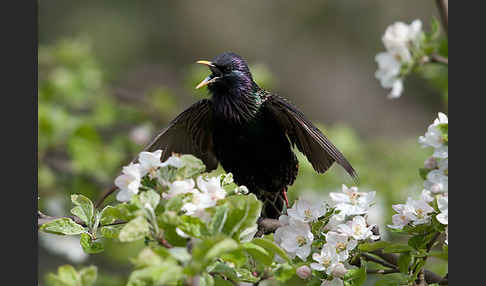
{"left": 196, "top": 60, "right": 216, "bottom": 67}
{"left": 195, "top": 60, "right": 219, "bottom": 89}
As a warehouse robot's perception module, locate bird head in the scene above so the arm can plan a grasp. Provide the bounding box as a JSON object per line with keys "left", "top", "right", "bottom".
{"left": 195, "top": 52, "right": 257, "bottom": 95}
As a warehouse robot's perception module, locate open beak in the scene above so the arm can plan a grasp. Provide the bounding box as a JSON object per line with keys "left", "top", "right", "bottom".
{"left": 195, "top": 60, "right": 221, "bottom": 89}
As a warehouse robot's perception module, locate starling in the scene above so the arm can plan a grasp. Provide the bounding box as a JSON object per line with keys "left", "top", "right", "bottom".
{"left": 144, "top": 52, "right": 357, "bottom": 218}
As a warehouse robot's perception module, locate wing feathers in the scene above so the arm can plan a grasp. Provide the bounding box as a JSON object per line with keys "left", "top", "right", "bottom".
{"left": 142, "top": 99, "right": 219, "bottom": 171}
{"left": 264, "top": 95, "right": 357, "bottom": 179}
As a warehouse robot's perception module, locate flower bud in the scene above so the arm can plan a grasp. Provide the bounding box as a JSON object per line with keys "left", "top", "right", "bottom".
{"left": 330, "top": 263, "right": 348, "bottom": 278}
{"left": 424, "top": 157, "right": 438, "bottom": 169}
{"left": 296, "top": 265, "right": 312, "bottom": 280}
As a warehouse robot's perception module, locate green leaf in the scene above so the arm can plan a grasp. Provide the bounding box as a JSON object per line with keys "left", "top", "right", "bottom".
{"left": 179, "top": 215, "right": 210, "bottom": 238}
{"left": 419, "top": 168, "right": 430, "bottom": 180}
{"left": 99, "top": 206, "right": 120, "bottom": 225}
{"left": 344, "top": 266, "right": 366, "bottom": 286}
{"left": 79, "top": 266, "right": 97, "bottom": 286}
{"left": 119, "top": 216, "right": 150, "bottom": 242}
{"left": 240, "top": 242, "right": 273, "bottom": 266}
{"left": 273, "top": 263, "right": 295, "bottom": 282}
{"left": 190, "top": 236, "right": 239, "bottom": 274}
{"left": 70, "top": 194, "right": 94, "bottom": 227}
{"left": 208, "top": 262, "right": 238, "bottom": 281}
{"left": 209, "top": 204, "right": 229, "bottom": 235}
{"left": 251, "top": 238, "right": 290, "bottom": 262}
{"left": 213, "top": 276, "right": 234, "bottom": 286}
{"left": 383, "top": 243, "right": 413, "bottom": 254}
{"left": 46, "top": 265, "right": 97, "bottom": 286}
{"left": 80, "top": 233, "right": 104, "bottom": 254}
{"left": 374, "top": 273, "right": 409, "bottom": 286}
{"left": 358, "top": 241, "right": 391, "bottom": 252}
{"left": 177, "top": 154, "right": 206, "bottom": 177}
{"left": 130, "top": 247, "right": 164, "bottom": 268}
{"left": 397, "top": 252, "right": 412, "bottom": 274}
{"left": 100, "top": 225, "right": 122, "bottom": 239}
{"left": 220, "top": 194, "right": 262, "bottom": 241}
{"left": 168, "top": 247, "right": 192, "bottom": 264}
{"left": 57, "top": 265, "right": 79, "bottom": 284}
{"left": 40, "top": 218, "right": 86, "bottom": 235}
{"left": 138, "top": 189, "right": 161, "bottom": 210}
{"left": 127, "top": 261, "right": 183, "bottom": 286}
{"left": 199, "top": 273, "right": 215, "bottom": 286}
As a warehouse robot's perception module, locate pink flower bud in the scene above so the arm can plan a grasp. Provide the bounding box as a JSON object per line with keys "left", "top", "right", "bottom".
{"left": 424, "top": 157, "right": 438, "bottom": 169}
{"left": 296, "top": 265, "right": 312, "bottom": 279}
{"left": 330, "top": 263, "right": 348, "bottom": 278}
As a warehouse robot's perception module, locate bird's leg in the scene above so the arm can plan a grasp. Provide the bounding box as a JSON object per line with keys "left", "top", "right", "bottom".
{"left": 282, "top": 187, "right": 290, "bottom": 208}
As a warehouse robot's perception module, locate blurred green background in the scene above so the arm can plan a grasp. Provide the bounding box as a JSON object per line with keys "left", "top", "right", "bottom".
{"left": 38, "top": 1, "right": 447, "bottom": 285}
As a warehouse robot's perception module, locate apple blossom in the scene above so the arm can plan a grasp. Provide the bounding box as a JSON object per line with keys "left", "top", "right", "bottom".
{"left": 436, "top": 195, "right": 448, "bottom": 225}
{"left": 310, "top": 244, "right": 340, "bottom": 274}
{"left": 287, "top": 197, "right": 327, "bottom": 223}
{"left": 138, "top": 150, "right": 163, "bottom": 178}
{"left": 162, "top": 178, "right": 197, "bottom": 199}
{"left": 274, "top": 217, "right": 314, "bottom": 260}
{"left": 115, "top": 162, "right": 142, "bottom": 202}
{"left": 337, "top": 216, "right": 379, "bottom": 241}
{"left": 324, "top": 232, "right": 358, "bottom": 261}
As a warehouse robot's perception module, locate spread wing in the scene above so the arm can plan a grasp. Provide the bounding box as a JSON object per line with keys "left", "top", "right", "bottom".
{"left": 263, "top": 94, "right": 357, "bottom": 179}
{"left": 142, "top": 99, "right": 219, "bottom": 171}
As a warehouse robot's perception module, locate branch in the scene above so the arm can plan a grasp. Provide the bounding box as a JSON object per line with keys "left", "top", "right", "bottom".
{"left": 435, "top": 0, "right": 448, "bottom": 36}
{"left": 256, "top": 218, "right": 282, "bottom": 237}
{"left": 367, "top": 249, "right": 447, "bottom": 285}
{"left": 361, "top": 253, "right": 398, "bottom": 270}
{"left": 94, "top": 184, "right": 117, "bottom": 209}
{"left": 38, "top": 211, "right": 126, "bottom": 227}
{"left": 429, "top": 54, "right": 448, "bottom": 65}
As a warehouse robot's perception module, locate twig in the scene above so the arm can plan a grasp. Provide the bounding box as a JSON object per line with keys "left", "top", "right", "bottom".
{"left": 435, "top": 0, "right": 448, "bottom": 36}
{"left": 429, "top": 54, "right": 448, "bottom": 65}
{"left": 368, "top": 249, "right": 447, "bottom": 285}
{"left": 38, "top": 211, "right": 126, "bottom": 227}
{"left": 255, "top": 218, "right": 282, "bottom": 237}
{"left": 94, "top": 185, "right": 117, "bottom": 209}
{"left": 361, "top": 253, "right": 398, "bottom": 270}
{"left": 367, "top": 269, "right": 399, "bottom": 275}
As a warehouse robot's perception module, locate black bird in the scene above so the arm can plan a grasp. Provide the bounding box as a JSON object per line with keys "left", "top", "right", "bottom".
{"left": 144, "top": 52, "right": 357, "bottom": 218}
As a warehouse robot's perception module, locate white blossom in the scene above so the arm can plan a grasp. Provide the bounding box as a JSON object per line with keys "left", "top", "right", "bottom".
{"left": 310, "top": 244, "right": 340, "bottom": 274}
{"left": 436, "top": 195, "right": 448, "bottom": 225}
{"left": 419, "top": 113, "right": 448, "bottom": 150}
{"left": 445, "top": 226, "right": 448, "bottom": 245}
{"left": 337, "top": 216, "right": 378, "bottom": 241}
{"left": 287, "top": 197, "right": 327, "bottom": 223}
{"left": 138, "top": 150, "right": 163, "bottom": 178}
{"left": 389, "top": 197, "right": 435, "bottom": 228}
{"left": 382, "top": 19, "right": 423, "bottom": 63}
{"left": 375, "top": 19, "right": 423, "bottom": 99}
{"left": 421, "top": 189, "right": 434, "bottom": 203}
{"left": 274, "top": 217, "right": 314, "bottom": 260}
{"left": 374, "top": 52, "right": 404, "bottom": 99}
{"left": 160, "top": 154, "right": 183, "bottom": 168}
{"left": 325, "top": 212, "right": 346, "bottom": 231}
{"left": 163, "top": 178, "right": 197, "bottom": 199}
{"left": 330, "top": 185, "right": 375, "bottom": 216}
{"left": 181, "top": 191, "right": 215, "bottom": 215}
{"left": 324, "top": 232, "right": 358, "bottom": 261}
{"left": 115, "top": 163, "right": 142, "bottom": 202}
{"left": 424, "top": 158, "right": 448, "bottom": 194}
{"left": 197, "top": 175, "right": 226, "bottom": 201}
